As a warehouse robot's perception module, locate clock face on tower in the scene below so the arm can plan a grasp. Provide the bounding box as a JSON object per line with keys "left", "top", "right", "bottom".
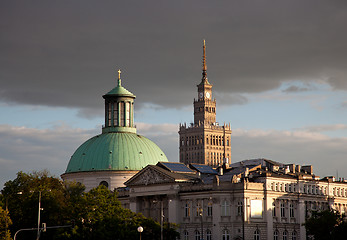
{"left": 205, "top": 92, "right": 210, "bottom": 99}
{"left": 199, "top": 92, "right": 203, "bottom": 99}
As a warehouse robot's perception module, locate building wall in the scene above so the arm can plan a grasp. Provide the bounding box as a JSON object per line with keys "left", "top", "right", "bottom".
{"left": 179, "top": 123, "right": 232, "bottom": 167}
{"left": 121, "top": 174, "right": 347, "bottom": 240}
{"left": 61, "top": 170, "right": 138, "bottom": 191}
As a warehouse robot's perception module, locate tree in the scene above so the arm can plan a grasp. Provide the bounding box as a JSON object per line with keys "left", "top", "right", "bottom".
{"left": 1, "top": 170, "right": 77, "bottom": 240}
{"left": 1, "top": 171, "right": 179, "bottom": 240}
{"left": 0, "top": 206, "right": 12, "bottom": 240}
{"left": 304, "top": 209, "right": 347, "bottom": 240}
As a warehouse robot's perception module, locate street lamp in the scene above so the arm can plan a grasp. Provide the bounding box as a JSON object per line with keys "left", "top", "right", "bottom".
{"left": 137, "top": 226, "right": 143, "bottom": 240}
{"left": 199, "top": 208, "right": 204, "bottom": 240}
{"left": 36, "top": 191, "right": 43, "bottom": 240}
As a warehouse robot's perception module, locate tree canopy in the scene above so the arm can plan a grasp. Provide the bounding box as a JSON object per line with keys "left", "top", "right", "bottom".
{"left": 1, "top": 171, "right": 179, "bottom": 240}
{"left": 304, "top": 209, "right": 347, "bottom": 240}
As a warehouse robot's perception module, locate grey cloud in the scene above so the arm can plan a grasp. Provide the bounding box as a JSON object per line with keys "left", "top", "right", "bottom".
{"left": 1, "top": 122, "right": 346, "bottom": 189}
{"left": 232, "top": 129, "right": 347, "bottom": 178}
{"left": 0, "top": 124, "right": 98, "bottom": 188}
{"left": 1, "top": 0, "right": 347, "bottom": 115}
{"left": 282, "top": 85, "right": 311, "bottom": 93}
{"left": 295, "top": 124, "right": 347, "bottom": 133}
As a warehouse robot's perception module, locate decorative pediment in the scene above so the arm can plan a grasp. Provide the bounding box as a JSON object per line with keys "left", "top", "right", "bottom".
{"left": 126, "top": 166, "right": 175, "bottom": 186}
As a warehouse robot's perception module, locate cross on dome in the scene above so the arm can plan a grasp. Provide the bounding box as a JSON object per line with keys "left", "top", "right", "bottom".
{"left": 117, "top": 69, "right": 122, "bottom": 86}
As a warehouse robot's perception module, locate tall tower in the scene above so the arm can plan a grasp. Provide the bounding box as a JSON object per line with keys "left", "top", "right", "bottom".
{"left": 179, "top": 41, "right": 232, "bottom": 167}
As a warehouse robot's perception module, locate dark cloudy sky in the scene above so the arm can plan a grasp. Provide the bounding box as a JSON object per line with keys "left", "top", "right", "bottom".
{"left": 1, "top": 0, "right": 347, "bottom": 188}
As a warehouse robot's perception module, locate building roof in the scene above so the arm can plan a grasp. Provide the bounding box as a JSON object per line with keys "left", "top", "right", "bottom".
{"left": 65, "top": 132, "right": 168, "bottom": 173}
{"left": 103, "top": 74, "right": 135, "bottom": 98}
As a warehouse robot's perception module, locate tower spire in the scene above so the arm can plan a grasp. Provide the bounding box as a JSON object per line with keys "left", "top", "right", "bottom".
{"left": 201, "top": 40, "right": 209, "bottom": 84}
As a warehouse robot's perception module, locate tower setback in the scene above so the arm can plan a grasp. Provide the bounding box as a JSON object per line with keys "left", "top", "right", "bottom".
{"left": 179, "top": 41, "right": 232, "bottom": 167}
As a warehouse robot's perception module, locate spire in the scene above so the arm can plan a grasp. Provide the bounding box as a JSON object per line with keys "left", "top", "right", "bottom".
{"left": 202, "top": 39, "right": 207, "bottom": 72}
{"left": 201, "top": 39, "right": 210, "bottom": 84}
{"left": 117, "top": 69, "right": 122, "bottom": 86}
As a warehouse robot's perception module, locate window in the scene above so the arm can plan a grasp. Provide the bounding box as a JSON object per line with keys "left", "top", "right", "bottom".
{"left": 280, "top": 202, "right": 285, "bottom": 218}
{"left": 272, "top": 201, "right": 276, "bottom": 217}
{"left": 237, "top": 201, "right": 243, "bottom": 216}
{"left": 288, "top": 184, "right": 292, "bottom": 192}
{"left": 120, "top": 102, "right": 125, "bottom": 126}
{"left": 107, "top": 103, "right": 112, "bottom": 126}
{"left": 221, "top": 200, "right": 230, "bottom": 216}
{"left": 283, "top": 231, "right": 288, "bottom": 240}
{"left": 184, "top": 230, "right": 189, "bottom": 240}
{"left": 273, "top": 230, "right": 278, "bottom": 240}
{"left": 184, "top": 203, "right": 190, "bottom": 217}
{"left": 254, "top": 229, "right": 260, "bottom": 240}
{"left": 99, "top": 181, "right": 109, "bottom": 188}
{"left": 222, "top": 229, "right": 230, "bottom": 240}
{"left": 290, "top": 203, "right": 294, "bottom": 218}
{"left": 291, "top": 231, "right": 297, "bottom": 240}
{"left": 207, "top": 202, "right": 213, "bottom": 216}
{"left": 196, "top": 203, "right": 202, "bottom": 217}
{"left": 195, "top": 230, "right": 200, "bottom": 240}
{"left": 113, "top": 102, "right": 118, "bottom": 126}
{"left": 206, "top": 229, "right": 212, "bottom": 240}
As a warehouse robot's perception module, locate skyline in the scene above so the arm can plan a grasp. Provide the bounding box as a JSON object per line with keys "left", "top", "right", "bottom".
{"left": 1, "top": 0, "right": 347, "bottom": 188}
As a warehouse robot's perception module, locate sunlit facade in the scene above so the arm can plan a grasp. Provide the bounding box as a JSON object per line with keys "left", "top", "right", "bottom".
{"left": 118, "top": 159, "right": 347, "bottom": 240}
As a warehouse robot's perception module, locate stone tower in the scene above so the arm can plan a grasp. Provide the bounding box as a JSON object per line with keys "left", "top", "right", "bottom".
{"left": 179, "top": 41, "right": 232, "bottom": 167}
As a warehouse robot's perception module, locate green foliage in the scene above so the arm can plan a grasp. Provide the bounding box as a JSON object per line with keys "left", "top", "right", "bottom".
{"left": 304, "top": 209, "right": 347, "bottom": 240}
{"left": 1, "top": 171, "right": 179, "bottom": 240}
{"left": 0, "top": 206, "right": 12, "bottom": 240}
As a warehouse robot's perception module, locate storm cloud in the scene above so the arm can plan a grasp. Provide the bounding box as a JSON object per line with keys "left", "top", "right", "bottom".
{"left": 1, "top": 0, "right": 347, "bottom": 113}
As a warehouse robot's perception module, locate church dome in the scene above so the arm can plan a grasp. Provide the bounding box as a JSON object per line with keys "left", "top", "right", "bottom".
{"left": 65, "top": 132, "right": 168, "bottom": 173}
{"left": 64, "top": 69, "right": 168, "bottom": 177}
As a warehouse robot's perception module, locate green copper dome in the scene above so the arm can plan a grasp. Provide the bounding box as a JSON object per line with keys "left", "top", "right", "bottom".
{"left": 65, "top": 132, "right": 168, "bottom": 173}
{"left": 65, "top": 69, "right": 168, "bottom": 174}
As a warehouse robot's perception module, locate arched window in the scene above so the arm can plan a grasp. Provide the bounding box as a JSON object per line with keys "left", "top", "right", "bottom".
{"left": 222, "top": 229, "right": 230, "bottom": 240}
{"left": 291, "top": 231, "right": 297, "bottom": 240}
{"left": 184, "top": 230, "right": 189, "bottom": 240}
{"left": 195, "top": 230, "right": 200, "bottom": 240}
{"left": 99, "top": 181, "right": 109, "bottom": 188}
{"left": 254, "top": 229, "right": 260, "bottom": 240}
{"left": 206, "top": 229, "right": 212, "bottom": 240}
{"left": 273, "top": 230, "right": 278, "bottom": 240}
{"left": 283, "top": 231, "right": 288, "bottom": 240}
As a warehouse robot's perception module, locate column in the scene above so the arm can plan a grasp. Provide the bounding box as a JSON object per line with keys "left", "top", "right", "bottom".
{"left": 298, "top": 199, "right": 306, "bottom": 240}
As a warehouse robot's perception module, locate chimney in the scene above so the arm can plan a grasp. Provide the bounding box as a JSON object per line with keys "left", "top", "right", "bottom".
{"left": 288, "top": 164, "right": 295, "bottom": 173}
{"left": 296, "top": 165, "right": 301, "bottom": 173}
{"left": 218, "top": 167, "right": 223, "bottom": 176}
{"left": 302, "top": 165, "right": 313, "bottom": 175}
{"left": 213, "top": 175, "right": 220, "bottom": 186}
{"left": 245, "top": 167, "right": 249, "bottom": 177}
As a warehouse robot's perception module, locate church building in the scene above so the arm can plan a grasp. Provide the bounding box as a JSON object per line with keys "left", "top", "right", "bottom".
{"left": 61, "top": 70, "right": 168, "bottom": 191}
{"left": 179, "top": 41, "right": 232, "bottom": 167}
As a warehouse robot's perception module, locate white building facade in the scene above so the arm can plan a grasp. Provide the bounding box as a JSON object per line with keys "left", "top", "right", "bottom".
{"left": 118, "top": 160, "right": 347, "bottom": 240}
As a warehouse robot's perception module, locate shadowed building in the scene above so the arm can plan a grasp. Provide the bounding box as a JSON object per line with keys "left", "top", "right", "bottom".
{"left": 179, "top": 41, "right": 232, "bottom": 167}
{"left": 61, "top": 70, "right": 168, "bottom": 191}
